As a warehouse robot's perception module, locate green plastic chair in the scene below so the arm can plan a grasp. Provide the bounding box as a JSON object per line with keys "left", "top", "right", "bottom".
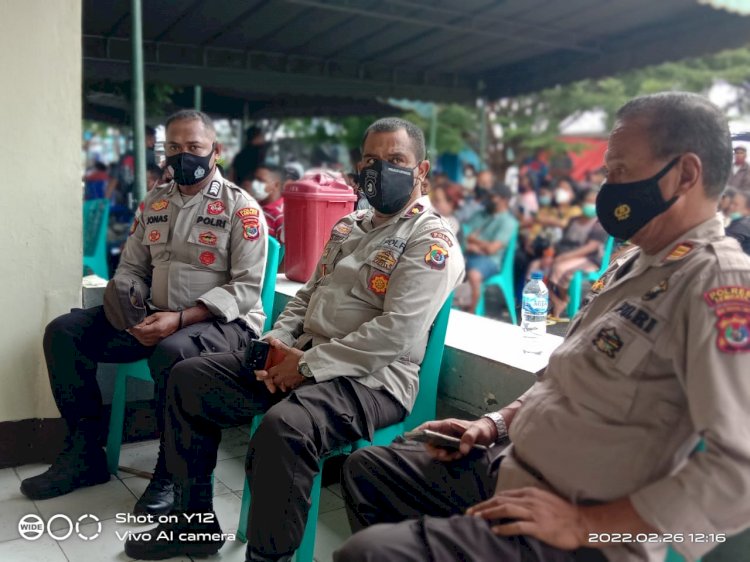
{"left": 566, "top": 236, "right": 615, "bottom": 318}
{"left": 236, "top": 293, "right": 456, "bottom": 562}
{"left": 105, "top": 237, "right": 281, "bottom": 474}
{"left": 83, "top": 199, "right": 110, "bottom": 279}
{"left": 474, "top": 226, "right": 519, "bottom": 324}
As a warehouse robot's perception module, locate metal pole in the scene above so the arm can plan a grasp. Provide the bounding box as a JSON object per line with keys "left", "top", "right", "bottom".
{"left": 131, "top": 0, "right": 147, "bottom": 203}
{"left": 428, "top": 103, "right": 438, "bottom": 161}
{"left": 478, "top": 98, "right": 488, "bottom": 166}
{"left": 242, "top": 100, "right": 250, "bottom": 148}
{"left": 194, "top": 85, "right": 202, "bottom": 110}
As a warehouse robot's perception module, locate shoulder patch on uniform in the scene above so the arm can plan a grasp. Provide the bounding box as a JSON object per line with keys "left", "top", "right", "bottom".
{"left": 403, "top": 202, "right": 425, "bottom": 218}
{"left": 331, "top": 222, "right": 353, "bottom": 241}
{"left": 236, "top": 207, "right": 260, "bottom": 220}
{"left": 207, "top": 180, "right": 221, "bottom": 197}
{"left": 430, "top": 231, "right": 454, "bottom": 247}
{"left": 243, "top": 222, "right": 261, "bottom": 241}
{"left": 703, "top": 286, "right": 750, "bottom": 353}
{"left": 663, "top": 242, "right": 694, "bottom": 263}
{"left": 424, "top": 243, "right": 449, "bottom": 270}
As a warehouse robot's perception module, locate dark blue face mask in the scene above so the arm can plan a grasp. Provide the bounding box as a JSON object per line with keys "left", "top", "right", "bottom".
{"left": 359, "top": 159, "right": 417, "bottom": 215}
{"left": 596, "top": 156, "right": 681, "bottom": 240}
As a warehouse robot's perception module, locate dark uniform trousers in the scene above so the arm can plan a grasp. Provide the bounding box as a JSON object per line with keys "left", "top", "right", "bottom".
{"left": 334, "top": 442, "right": 608, "bottom": 562}
{"left": 44, "top": 305, "right": 253, "bottom": 435}
{"left": 162, "top": 351, "right": 406, "bottom": 558}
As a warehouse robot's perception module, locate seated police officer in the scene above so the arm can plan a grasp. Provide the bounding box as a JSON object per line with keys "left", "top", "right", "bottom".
{"left": 123, "top": 117, "right": 465, "bottom": 561}
{"left": 21, "top": 110, "right": 267, "bottom": 517}
{"left": 335, "top": 93, "right": 750, "bottom": 562}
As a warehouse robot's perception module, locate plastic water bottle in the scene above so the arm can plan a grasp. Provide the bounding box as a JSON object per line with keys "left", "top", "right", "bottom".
{"left": 521, "top": 271, "right": 549, "bottom": 354}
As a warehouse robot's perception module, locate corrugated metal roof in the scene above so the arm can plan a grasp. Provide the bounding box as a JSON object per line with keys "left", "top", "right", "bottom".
{"left": 83, "top": 0, "right": 750, "bottom": 105}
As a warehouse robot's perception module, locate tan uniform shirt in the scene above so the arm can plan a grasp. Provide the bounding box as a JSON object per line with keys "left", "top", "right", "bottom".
{"left": 498, "top": 216, "right": 750, "bottom": 562}
{"left": 265, "top": 196, "right": 465, "bottom": 411}
{"left": 116, "top": 169, "right": 268, "bottom": 336}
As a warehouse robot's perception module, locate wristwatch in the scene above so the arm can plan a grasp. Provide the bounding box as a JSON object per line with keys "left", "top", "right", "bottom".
{"left": 482, "top": 411, "right": 508, "bottom": 442}
{"left": 298, "top": 360, "right": 314, "bottom": 379}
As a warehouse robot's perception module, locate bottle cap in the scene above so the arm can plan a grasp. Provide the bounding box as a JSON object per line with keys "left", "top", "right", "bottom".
{"left": 531, "top": 271, "right": 543, "bottom": 280}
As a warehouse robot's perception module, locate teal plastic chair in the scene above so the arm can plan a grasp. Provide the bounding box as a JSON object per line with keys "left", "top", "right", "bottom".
{"left": 566, "top": 236, "right": 615, "bottom": 318}
{"left": 236, "top": 293, "right": 456, "bottom": 562}
{"left": 474, "top": 226, "right": 519, "bottom": 324}
{"left": 83, "top": 199, "right": 110, "bottom": 279}
{"left": 105, "top": 237, "right": 281, "bottom": 474}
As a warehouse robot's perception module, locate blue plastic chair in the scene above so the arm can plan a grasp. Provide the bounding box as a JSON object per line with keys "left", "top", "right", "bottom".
{"left": 566, "top": 236, "right": 615, "bottom": 318}
{"left": 83, "top": 199, "right": 110, "bottom": 279}
{"left": 236, "top": 293, "right": 456, "bottom": 562}
{"left": 474, "top": 226, "right": 519, "bottom": 324}
{"left": 104, "top": 237, "right": 281, "bottom": 474}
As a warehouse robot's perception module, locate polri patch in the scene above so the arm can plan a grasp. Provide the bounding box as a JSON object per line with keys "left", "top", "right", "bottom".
{"left": 368, "top": 273, "right": 390, "bottom": 295}
{"left": 703, "top": 286, "right": 750, "bottom": 353}
{"left": 198, "top": 231, "right": 217, "bottom": 246}
{"left": 207, "top": 180, "right": 221, "bottom": 197}
{"left": 430, "top": 231, "right": 453, "bottom": 247}
{"left": 199, "top": 251, "right": 215, "bottom": 265}
{"left": 151, "top": 199, "right": 169, "bottom": 212}
{"left": 424, "top": 243, "right": 448, "bottom": 270}
{"left": 592, "top": 327, "right": 623, "bottom": 359}
{"left": 663, "top": 242, "right": 694, "bottom": 263}
{"left": 207, "top": 201, "right": 225, "bottom": 215}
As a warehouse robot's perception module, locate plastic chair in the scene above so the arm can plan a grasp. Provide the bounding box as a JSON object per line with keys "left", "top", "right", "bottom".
{"left": 474, "top": 226, "right": 519, "bottom": 324}
{"left": 83, "top": 199, "right": 110, "bottom": 279}
{"left": 566, "top": 236, "right": 615, "bottom": 318}
{"left": 236, "top": 293, "right": 455, "bottom": 562}
{"left": 105, "top": 237, "right": 281, "bottom": 474}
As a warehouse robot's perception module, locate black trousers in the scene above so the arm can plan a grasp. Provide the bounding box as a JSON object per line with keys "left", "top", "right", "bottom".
{"left": 335, "top": 442, "right": 607, "bottom": 562}
{"left": 43, "top": 305, "right": 252, "bottom": 435}
{"left": 162, "top": 351, "right": 407, "bottom": 558}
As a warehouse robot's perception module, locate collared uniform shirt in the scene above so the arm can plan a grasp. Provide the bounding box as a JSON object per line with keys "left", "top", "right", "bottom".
{"left": 116, "top": 170, "right": 268, "bottom": 336}
{"left": 497, "top": 216, "right": 750, "bottom": 562}
{"left": 265, "top": 196, "right": 465, "bottom": 411}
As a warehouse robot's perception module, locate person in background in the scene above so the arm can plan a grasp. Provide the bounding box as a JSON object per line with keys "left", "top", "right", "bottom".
{"left": 84, "top": 161, "right": 111, "bottom": 200}
{"left": 718, "top": 188, "right": 735, "bottom": 226}
{"left": 514, "top": 172, "right": 539, "bottom": 222}
{"left": 231, "top": 125, "right": 266, "bottom": 185}
{"left": 726, "top": 190, "right": 750, "bottom": 254}
{"left": 429, "top": 182, "right": 462, "bottom": 235}
{"left": 146, "top": 163, "right": 164, "bottom": 192}
{"left": 540, "top": 189, "right": 608, "bottom": 317}
{"left": 106, "top": 126, "right": 157, "bottom": 205}
{"left": 464, "top": 183, "right": 518, "bottom": 313}
{"left": 728, "top": 145, "right": 750, "bottom": 192}
{"left": 243, "top": 164, "right": 285, "bottom": 243}
{"left": 455, "top": 169, "right": 495, "bottom": 224}
{"left": 461, "top": 163, "right": 477, "bottom": 192}
{"left": 283, "top": 162, "right": 304, "bottom": 186}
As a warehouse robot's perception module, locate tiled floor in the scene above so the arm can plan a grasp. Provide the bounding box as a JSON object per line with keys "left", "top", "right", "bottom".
{"left": 2, "top": 427, "right": 351, "bottom": 562}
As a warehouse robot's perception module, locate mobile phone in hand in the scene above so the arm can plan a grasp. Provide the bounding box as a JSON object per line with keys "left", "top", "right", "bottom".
{"left": 244, "top": 339, "right": 271, "bottom": 371}
{"left": 403, "top": 429, "right": 488, "bottom": 451}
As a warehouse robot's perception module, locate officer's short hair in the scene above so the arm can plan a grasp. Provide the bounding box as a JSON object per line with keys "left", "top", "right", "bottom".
{"left": 165, "top": 109, "right": 216, "bottom": 137}
{"left": 361, "top": 117, "right": 426, "bottom": 162}
{"left": 616, "top": 92, "right": 731, "bottom": 198}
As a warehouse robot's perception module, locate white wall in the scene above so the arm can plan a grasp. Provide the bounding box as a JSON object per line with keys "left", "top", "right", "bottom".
{"left": 0, "top": 0, "right": 82, "bottom": 422}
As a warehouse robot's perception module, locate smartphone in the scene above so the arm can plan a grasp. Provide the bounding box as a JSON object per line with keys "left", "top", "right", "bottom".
{"left": 403, "top": 429, "right": 488, "bottom": 451}
{"left": 244, "top": 339, "right": 271, "bottom": 371}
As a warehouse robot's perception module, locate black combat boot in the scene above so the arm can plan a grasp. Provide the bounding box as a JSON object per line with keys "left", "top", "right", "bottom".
{"left": 20, "top": 418, "right": 110, "bottom": 500}
{"left": 124, "top": 475, "right": 224, "bottom": 560}
{"left": 133, "top": 439, "right": 174, "bottom": 515}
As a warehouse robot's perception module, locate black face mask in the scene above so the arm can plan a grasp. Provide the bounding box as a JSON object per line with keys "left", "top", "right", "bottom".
{"left": 166, "top": 144, "right": 215, "bottom": 186}
{"left": 596, "top": 156, "right": 680, "bottom": 240}
{"left": 359, "top": 160, "right": 417, "bottom": 215}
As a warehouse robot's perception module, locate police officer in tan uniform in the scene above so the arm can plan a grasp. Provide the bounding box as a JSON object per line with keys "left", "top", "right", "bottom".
{"left": 123, "top": 117, "right": 465, "bottom": 561}
{"left": 335, "top": 93, "right": 750, "bottom": 562}
{"left": 21, "top": 110, "right": 267, "bottom": 518}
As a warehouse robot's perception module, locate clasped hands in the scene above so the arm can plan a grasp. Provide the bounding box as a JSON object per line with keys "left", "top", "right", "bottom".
{"left": 416, "top": 417, "right": 590, "bottom": 550}
{"left": 128, "top": 312, "right": 180, "bottom": 346}
{"left": 254, "top": 338, "right": 307, "bottom": 394}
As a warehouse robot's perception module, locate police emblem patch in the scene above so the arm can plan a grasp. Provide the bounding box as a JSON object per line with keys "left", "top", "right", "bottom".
{"left": 198, "top": 231, "right": 217, "bottom": 246}
{"left": 207, "top": 201, "right": 225, "bottom": 215}
{"left": 243, "top": 224, "right": 260, "bottom": 241}
{"left": 642, "top": 279, "right": 669, "bottom": 301}
{"left": 194, "top": 166, "right": 206, "bottom": 180}
{"left": 614, "top": 204, "right": 631, "bottom": 222}
{"left": 424, "top": 244, "right": 448, "bottom": 270}
{"left": 199, "top": 251, "right": 215, "bottom": 265}
{"left": 592, "top": 327, "right": 623, "bottom": 359}
{"left": 368, "top": 273, "right": 390, "bottom": 295}
{"left": 331, "top": 222, "right": 353, "bottom": 241}
{"left": 591, "top": 278, "right": 606, "bottom": 293}
{"left": 148, "top": 230, "right": 160, "bottom": 243}
{"left": 150, "top": 199, "right": 169, "bottom": 212}
{"left": 207, "top": 180, "right": 221, "bottom": 197}
{"left": 703, "top": 286, "right": 750, "bottom": 353}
